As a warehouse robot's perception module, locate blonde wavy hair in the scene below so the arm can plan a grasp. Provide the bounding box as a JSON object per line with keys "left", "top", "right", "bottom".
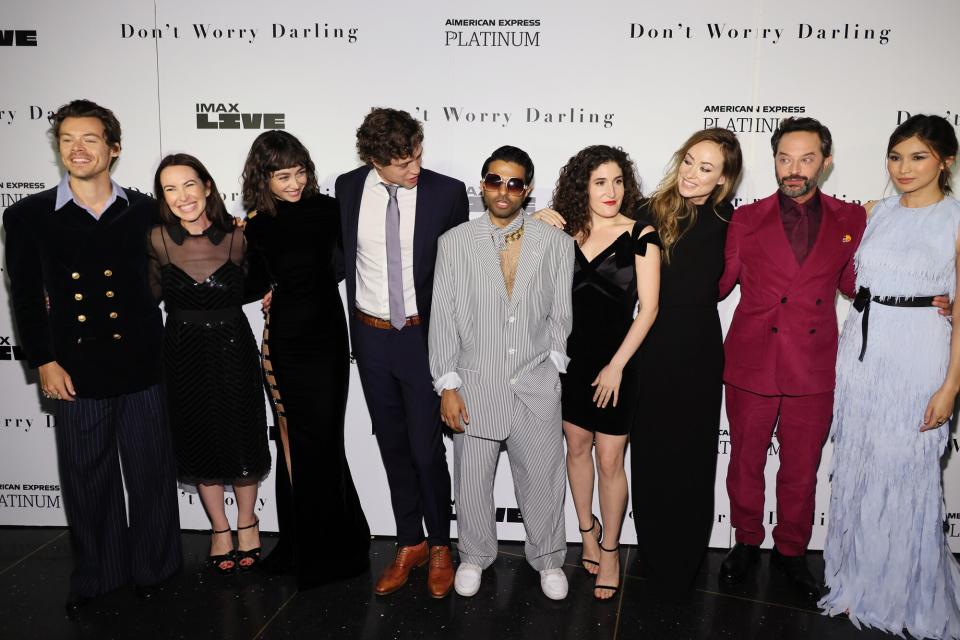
{"left": 648, "top": 128, "right": 742, "bottom": 262}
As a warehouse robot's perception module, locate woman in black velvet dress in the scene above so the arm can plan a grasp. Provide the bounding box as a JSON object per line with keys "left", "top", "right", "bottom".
{"left": 633, "top": 128, "right": 742, "bottom": 602}
{"left": 540, "top": 145, "right": 661, "bottom": 600}
{"left": 242, "top": 131, "right": 370, "bottom": 588}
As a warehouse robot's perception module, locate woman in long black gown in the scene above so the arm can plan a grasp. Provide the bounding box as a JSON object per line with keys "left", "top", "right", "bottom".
{"left": 149, "top": 154, "right": 270, "bottom": 574}
{"left": 633, "top": 128, "right": 742, "bottom": 602}
{"left": 242, "top": 131, "right": 370, "bottom": 588}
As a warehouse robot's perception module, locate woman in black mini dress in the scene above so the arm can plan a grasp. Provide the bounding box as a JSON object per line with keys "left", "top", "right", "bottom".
{"left": 541, "top": 145, "right": 660, "bottom": 600}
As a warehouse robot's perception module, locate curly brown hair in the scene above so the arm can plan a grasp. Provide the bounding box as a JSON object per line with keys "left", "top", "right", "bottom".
{"left": 355, "top": 107, "right": 424, "bottom": 166}
{"left": 241, "top": 130, "right": 319, "bottom": 217}
{"left": 550, "top": 145, "right": 642, "bottom": 242}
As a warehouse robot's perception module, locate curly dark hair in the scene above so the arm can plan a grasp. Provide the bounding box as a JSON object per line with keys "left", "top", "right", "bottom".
{"left": 154, "top": 153, "right": 233, "bottom": 231}
{"left": 550, "top": 145, "right": 642, "bottom": 241}
{"left": 49, "top": 99, "right": 122, "bottom": 168}
{"left": 356, "top": 107, "right": 424, "bottom": 166}
{"left": 241, "top": 130, "right": 319, "bottom": 217}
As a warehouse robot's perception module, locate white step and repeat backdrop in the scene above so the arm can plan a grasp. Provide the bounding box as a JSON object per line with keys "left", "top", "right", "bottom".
{"left": 2, "top": 0, "right": 959, "bottom": 551}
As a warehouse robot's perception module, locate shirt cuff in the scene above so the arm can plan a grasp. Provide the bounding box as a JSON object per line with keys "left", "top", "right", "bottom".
{"left": 433, "top": 371, "right": 463, "bottom": 395}
{"left": 550, "top": 350, "right": 569, "bottom": 374}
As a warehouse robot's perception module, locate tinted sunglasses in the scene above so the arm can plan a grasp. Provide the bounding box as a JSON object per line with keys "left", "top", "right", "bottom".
{"left": 482, "top": 172, "right": 528, "bottom": 197}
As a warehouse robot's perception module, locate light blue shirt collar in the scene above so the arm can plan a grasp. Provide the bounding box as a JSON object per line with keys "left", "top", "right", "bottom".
{"left": 54, "top": 173, "right": 128, "bottom": 218}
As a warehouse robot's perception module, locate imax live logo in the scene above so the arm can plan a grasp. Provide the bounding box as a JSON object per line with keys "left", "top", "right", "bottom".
{"left": 0, "top": 29, "right": 38, "bottom": 46}
{"left": 196, "top": 103, "right": 285, "bottom": 130}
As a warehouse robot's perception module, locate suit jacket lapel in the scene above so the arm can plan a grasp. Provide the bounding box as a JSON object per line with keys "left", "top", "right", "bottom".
{"left": 473, "top": 216, "right": 509, "bottom": 303}
{"left": 343, "top": 168, "right": 369, "bottom": 294}
{"left": 756, "top": 196, "right": 800, "bottom": 280}
{"left": 510, "top": 218, "right": 543, "bottom": 303}
{"left": 413, "top": 170, "right": 431, "bottom": 281}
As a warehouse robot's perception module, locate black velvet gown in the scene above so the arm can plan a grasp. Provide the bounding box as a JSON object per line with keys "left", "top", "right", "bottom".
{"left": 631, "top": 199, "right": 733, "bottom": 601}
{"left": 244, "top": 194, "right": 370, "bottom": 587}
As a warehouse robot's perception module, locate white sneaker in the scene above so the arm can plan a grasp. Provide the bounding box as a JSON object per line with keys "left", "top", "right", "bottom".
{"left": 454, "top": 563, "right": 483, "bottom": 597}
{"left": 539, "top": 568, "right": 568, "bottom": 600}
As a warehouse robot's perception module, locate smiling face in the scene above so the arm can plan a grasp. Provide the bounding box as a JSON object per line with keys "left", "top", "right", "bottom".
{"left": 57, "top": 116, "right": 119, "bottom": 181}
{"left": 159, "top": 164, "right": 211, "bottom": 224}
{"left": 677, "top": 141, "right": 727, "bottom": 205}
{"left": 481, "top": 159, "right": 530, "bottom": 223}
{"left": 887, "top": 135, "right": 953, "bottom": 198}
{"left": 372, "top": 145, "right": 423, "bottom": 189}
{"left": 774, "top": 131, "right": 831, "bottom": 202}
{"left": 587, "top": 161, "right": 624, "bottom": 219}
{"left": 268, "top": 165, "right": 308, "bottom": 202}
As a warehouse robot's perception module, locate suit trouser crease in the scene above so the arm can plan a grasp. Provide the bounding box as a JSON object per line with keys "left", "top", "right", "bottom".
{"left": 453, "top": 398, "right": 566, "bottom": 571}
{"left": 725, "top": 385, "right": 832, "bottom": 555}
{"left": 353, "top": 321, "right": 451, "bottom": 546}
{"left": 55, "top": 384, "right": 181, "bottom": 598}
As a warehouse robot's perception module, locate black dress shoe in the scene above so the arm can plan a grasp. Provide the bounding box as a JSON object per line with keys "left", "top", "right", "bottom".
{"left": 720, "top": 543, "right": 760, "bottom": 583}
{"left": 64, "top": 596, "right": 91, "bottom": 620}
{"left": 770, "top": 548, "right": 824, "bottom": 602}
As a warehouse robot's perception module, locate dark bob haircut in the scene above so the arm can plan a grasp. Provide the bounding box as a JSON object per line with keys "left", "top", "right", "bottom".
{"left": 241, "top": 130, "right": 319, "bottom": 217}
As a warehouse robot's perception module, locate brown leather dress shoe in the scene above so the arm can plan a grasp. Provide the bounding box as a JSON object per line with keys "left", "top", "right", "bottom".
{"left": 374, "top": 541, "right": 429, "bottom": 596}
{"left": 427, "top": 546, "right": 454, "bottom": 598}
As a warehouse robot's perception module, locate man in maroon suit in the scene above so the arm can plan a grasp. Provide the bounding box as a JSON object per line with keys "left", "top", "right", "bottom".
{"left": 717, "top": 117, "right": 863, "bottom": 600}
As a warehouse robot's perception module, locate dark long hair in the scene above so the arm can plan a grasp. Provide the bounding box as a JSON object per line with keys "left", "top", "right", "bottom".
{"left": 550, "top": 145, "right": 642, "bottom": 242}
{"left": 154, "top": 153, "right": 233, "bottom": 231}
{"left": 241, "top": 131, "right": 319, "bottom": 216}
{"left": 887, "top": 114, "right": 958, "bottom": 195}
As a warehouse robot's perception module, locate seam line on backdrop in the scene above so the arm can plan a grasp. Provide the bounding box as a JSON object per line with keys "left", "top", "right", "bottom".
{"left": 0, "top": 530, "right": 68, "bottom": 577}
{"left": 153, "top": 0, "right": 163, "bottom": 153}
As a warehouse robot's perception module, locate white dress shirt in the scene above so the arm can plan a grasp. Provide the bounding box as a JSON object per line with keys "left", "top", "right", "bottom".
{"left": 355, "top": 167, "right": 418, "bottom": 319}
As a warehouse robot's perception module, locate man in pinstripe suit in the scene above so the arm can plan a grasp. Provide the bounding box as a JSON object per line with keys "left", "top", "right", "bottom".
{"left": 429, "top": 146, "right": 575, "bottom": 600}
{"left": 4, "top": 100, "right": 181, "bottom": 619}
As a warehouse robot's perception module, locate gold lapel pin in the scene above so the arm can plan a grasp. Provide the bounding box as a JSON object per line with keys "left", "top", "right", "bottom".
{"left": 842, "top": 234, "right": 852, "bottom": 243}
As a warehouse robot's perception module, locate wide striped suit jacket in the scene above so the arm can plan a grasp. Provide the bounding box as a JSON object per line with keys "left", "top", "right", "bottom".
{"left": 429, "top": 215, "right": 574, "bottom": 440}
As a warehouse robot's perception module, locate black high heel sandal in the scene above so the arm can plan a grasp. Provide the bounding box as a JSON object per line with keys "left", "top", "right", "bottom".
{"left": 593, "top": 543, "right": 621, "bottom": 601}
{"left": 208, "top": 527, "right": 237, "bottom": 575}
{"left": 578, "top": 514, "right": 603, "bottom": 573}
{"left": 236, "top": 518, "right": 262, "bottom": 572}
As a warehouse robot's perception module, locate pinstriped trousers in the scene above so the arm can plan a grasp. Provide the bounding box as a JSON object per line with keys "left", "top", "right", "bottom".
{"left": 452, "top": 397, "right": 567, "bottom": 571}
{"left": 55, "top": 384, "right": 182, "bottom": 598}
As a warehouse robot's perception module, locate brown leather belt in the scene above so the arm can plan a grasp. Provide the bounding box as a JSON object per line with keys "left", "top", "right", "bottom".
{"left": 354, "top": 309, "right": 422, "bottom": 330}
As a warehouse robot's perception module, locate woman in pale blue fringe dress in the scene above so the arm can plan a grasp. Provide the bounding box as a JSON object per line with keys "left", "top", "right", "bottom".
{"left": 821, "top": 114, "right": 960, "bottom": 639}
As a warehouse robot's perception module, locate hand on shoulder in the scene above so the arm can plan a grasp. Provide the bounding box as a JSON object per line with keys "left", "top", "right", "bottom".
{"left": 863, "top": 200, "right": 879, "bottom": 218}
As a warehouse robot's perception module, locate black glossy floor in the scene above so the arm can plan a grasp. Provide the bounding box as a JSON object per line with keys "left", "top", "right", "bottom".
{"left": 0, "top": 527, "right": 906, "bottom": 640}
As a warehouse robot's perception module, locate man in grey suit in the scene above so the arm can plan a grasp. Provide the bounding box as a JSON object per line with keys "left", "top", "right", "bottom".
{"left": 429, "top": 146, "right": 574, "bottom": 600}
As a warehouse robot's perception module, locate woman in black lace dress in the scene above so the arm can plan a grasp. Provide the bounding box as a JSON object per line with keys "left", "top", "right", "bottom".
{"left": 540, "top": 145, "right": 661, "bottom": 600}
{"left": 633, "top": 128, "right": 742, "bottom": 601}
{"left": 149, "top": 154, "right": 270, "bottom": 574}
{"left": 242, "top": 131, "right": 370, "bottom": 588}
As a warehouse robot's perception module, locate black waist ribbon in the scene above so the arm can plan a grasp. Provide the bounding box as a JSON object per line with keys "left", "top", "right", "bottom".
{"left": 852, "top": 286, "right": 937, "bottom": 361}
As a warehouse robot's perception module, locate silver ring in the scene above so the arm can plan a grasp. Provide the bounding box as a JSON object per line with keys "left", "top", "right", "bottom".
{"left": 42, "top": 392, "right": 52, "bottom": 399}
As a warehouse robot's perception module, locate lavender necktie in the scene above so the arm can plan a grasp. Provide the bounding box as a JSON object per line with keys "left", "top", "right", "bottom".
{"left": 383, "top": 184, "right": 406, "bottom": 330}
